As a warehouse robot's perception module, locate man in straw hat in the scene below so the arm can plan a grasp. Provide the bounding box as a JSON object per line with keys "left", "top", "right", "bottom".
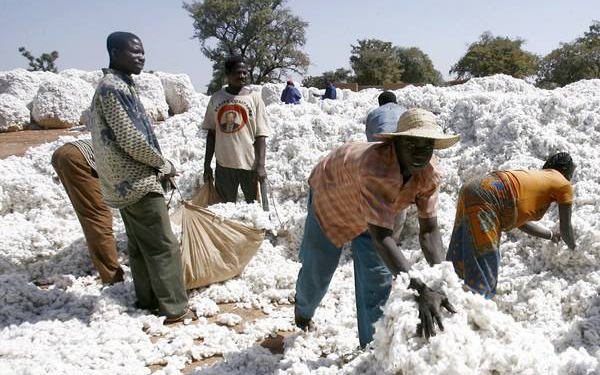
{"left": 294, "top": 108, "right": 460, "bottom": 347}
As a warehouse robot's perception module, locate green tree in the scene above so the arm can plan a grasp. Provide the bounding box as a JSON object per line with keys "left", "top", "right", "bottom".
{"left": 396, "top": 47, "right": 443, "bottom": 85}
{"left": 450, "top": 32, "right": 539, "bottom": 79}
{"left": 183, "top": 0, "right": 310, "bottom": 94}
{"left": 301, "top": 68, "right": 353, "bottom": 89}
{"left": 18, "top": 47, "right": 59, "bottom": 73}
{"left": 349, "top": 39, "right": 403, "bottom": 85}
{"left": 537, "top": 21, "right": 600, "bottom": 88}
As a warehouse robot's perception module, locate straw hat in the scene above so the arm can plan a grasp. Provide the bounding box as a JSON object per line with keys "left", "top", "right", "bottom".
{"left": 375, "top": 108, "right": 460, "bottom": 149}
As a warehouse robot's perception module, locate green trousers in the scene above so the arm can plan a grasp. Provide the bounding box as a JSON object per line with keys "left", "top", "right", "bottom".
{"left": 120, "top": 193, "right": 188, "bottom": 318}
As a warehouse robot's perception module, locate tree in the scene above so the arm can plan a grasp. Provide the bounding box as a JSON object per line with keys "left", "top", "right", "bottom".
{"left": 183, "top": 0, "right": 310, "bottom": 94}
{"left": 301, "top": 68, "right": 353, "bottom": 89}
{"left": 537, "top": 21, "right": 600, "bottom": 88}
{"left": 18, "top": 47, "right": 59, "bottom": 73}
{"left": 396, "top": 47, "right": 443, "bottom": 85}
{"left": 450, "top": 32, "right": 539, "bottom": 79}
{"left": 349, "top": 39, "right": 403, "bottom": 85}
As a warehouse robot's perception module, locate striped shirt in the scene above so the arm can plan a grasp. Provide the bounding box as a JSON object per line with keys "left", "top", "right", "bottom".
{"left": 309, "top": 141, "right": 442, "bottom": 247}
{"left": 69, "top": 139, "right": 96, "bottom": 171}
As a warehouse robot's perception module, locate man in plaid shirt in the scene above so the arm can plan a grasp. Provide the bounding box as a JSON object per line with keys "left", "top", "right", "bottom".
{"left": 294, "top": 108, "right": 459, "bottom": 347}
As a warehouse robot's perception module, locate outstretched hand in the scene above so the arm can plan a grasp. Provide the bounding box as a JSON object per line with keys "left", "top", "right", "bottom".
{"left": 415, "top": 287, "right": 456, "bottom": 340}
{"left": 551, "top": 228, "right": 562, "bottom": 244}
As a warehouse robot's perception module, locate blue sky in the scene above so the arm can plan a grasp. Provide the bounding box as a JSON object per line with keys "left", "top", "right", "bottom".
{"left": 1, "top": 0, "right": 598, "bottom": 92}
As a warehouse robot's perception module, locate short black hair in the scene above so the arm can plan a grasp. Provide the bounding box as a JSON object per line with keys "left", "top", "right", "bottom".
{"left": 543, "top": 152, "right": 575, "bottom": 179}
{"left": 106, "top": 31, "right": 140, "bottom": 53}
{"left": 224, "top": 55, "right": 245, "bottom": 73}
{"left": 378, "top": 91, "right": 397, "bottom": 106}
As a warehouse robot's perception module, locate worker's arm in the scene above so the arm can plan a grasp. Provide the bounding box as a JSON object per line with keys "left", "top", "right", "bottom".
{"left": 559, "top": 203, "right": 576, "bottom": 249}
{"left": 203, "top": 130, "right": 215, "bottom": 182}
{"left": 254, "top": 136, "right": 267, "bottom": 182}
{"left": 518, "top": 221, "right": 553, "bottom": 239}
{"left": 418, "top": 217, "right": 444, "bottom": 265}
{"left": 368, "top": 222, "right": 455, "bottom": 340}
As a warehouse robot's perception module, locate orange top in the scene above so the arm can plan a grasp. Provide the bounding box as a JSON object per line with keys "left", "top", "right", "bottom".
{"left": 309, "top": 141, "right": 442, "bottom": 247}
{"left": 498, "top": 169, "right": 573, "bottom": 227}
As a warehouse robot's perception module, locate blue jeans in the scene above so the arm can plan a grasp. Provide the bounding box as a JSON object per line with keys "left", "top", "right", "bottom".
{"left": 295, "top": 192, "right": 392, "bottom": 347}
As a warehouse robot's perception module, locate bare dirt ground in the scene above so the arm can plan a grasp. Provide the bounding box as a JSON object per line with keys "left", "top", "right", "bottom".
{"left": 4, "top": 129, "right": 290, "bottom": 373}
{"left": 0, "top": 128, "right": 74, "bottom": 159}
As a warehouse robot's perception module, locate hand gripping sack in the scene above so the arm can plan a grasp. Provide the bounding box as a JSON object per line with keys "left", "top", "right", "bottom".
{"left": 177, "top": 200, "right": 265, "bottom": 290}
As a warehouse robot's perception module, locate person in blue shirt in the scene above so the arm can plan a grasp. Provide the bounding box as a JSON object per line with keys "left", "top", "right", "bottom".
{"left": 366, "top": 91, "right": 407, "bottom": 245}
{"left": 281, "top": 80, "right": 302, "bottom": 104}
{"left": 365, "top": 91, "right": 405, "bottom": 142}
{"left": 322, "top": 82, "right": 337, "bottom": 100}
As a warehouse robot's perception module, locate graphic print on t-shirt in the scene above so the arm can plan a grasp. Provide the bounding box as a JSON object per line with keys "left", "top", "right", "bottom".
{"left": 217, "top": 104, "right": 249, "bottom": 134}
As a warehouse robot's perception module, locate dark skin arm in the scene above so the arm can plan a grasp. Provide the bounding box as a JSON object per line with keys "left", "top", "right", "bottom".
{"left": 517, "top": 203, "right": 575, "bottom": 249}
{"left": 203, "top": 130, "right": 216, "bottom": 182}
{"left": 254, "top": 136, "right": 267, "bottom": 182}
{"left": 368, "top": 217, "right": 455, "bottom": 340}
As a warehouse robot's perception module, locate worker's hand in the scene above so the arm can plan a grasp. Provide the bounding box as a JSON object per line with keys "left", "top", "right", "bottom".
{"left": 256, "top": 165, "right": 267, "bottom": 182}
{"left": 551, "top": 229, "right": 562, "bottom": 244}
{"left": 203, "top": 167, "right": 213, "bottom": 182}
{"left": 415, "top": 286, "right": 456, "bottom": 340}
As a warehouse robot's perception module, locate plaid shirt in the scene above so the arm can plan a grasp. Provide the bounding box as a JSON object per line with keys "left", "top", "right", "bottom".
{"left": 309, "top": 141, "right": 442, "bottom": 247}
{"left": 89, "top": 69, "right": 173, "bottom": 208}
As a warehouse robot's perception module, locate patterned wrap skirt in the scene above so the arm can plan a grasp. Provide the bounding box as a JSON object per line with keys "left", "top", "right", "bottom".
{"left": 446, "top": 173, "right": 517, "bottom": 298}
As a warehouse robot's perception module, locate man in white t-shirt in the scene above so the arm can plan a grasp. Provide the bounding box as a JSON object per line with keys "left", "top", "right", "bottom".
{"left": 202, "top": 55, "right": 271, "bottom": 203}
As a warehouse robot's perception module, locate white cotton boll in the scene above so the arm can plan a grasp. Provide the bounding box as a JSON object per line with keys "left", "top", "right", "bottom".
{"left": 189, "top": 296, "right": 220, "bottom": 317}
{"left": 216, "top": 313, "right": 242, "bottom": 327}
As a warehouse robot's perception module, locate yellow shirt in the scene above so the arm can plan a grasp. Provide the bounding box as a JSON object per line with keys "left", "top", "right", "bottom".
{"left": 499, "top": 169, "right": 573, "bottom": 227}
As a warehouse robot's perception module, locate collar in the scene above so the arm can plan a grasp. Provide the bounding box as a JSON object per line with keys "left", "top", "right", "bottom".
{"left": 102, "top": 68, "right": 135, "bottom": 86}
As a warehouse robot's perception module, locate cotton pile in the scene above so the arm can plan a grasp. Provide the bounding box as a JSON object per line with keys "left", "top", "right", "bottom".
{"left": 1, "top": 72, "right": 600, "bottom": 374}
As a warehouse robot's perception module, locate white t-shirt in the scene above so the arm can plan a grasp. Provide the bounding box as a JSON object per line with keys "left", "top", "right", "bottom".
{"left": 202, "top": 87, "right": 270, "bottom": 170}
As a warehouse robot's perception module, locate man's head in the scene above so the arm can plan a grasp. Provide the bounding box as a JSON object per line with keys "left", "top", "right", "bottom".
{"left": 543, "top": 152, "right": 575, "bottom": 180}
{"left": 375, "top": 108, "right": 460, "bottom": 174}
{"left": 378, "top": 91, "right": 397, "bottom": 106}
{"left": 395, "top": 136, "right": 435, "bottom": 174}
{"left": 107, "top": 32, "right": 144, "bottom": 75}
{"left": 224, "top": 55, "right": 248, "bottom": 88}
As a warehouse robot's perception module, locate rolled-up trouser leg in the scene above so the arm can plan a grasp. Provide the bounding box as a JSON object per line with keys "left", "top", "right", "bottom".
{"left": 51, "top": 143, "right": 123, "bottom": 284}
{"left": 295, "top": 191, "right": 342, "bottom": 321}
{"left": 120, "top": 193, "right": 188, "bottom": 317}
{"left": 352, "top": 231, "right": 392, "bottom": 347}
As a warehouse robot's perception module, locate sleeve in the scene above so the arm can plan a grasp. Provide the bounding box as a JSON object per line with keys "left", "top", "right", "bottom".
{"left": 99, "top": 89, "right": 172, "bottom": 174}
{"left": 254, "top": 94, "right": 271, "bottom": 137}
{"left": 202, "top": 97, "right": 216, "bottom": 130}
{"left": 553, "top": 181, "right": 574, "bottom": 204}
{"left": 415, "top": 184, "right": 439, "bottom": 218}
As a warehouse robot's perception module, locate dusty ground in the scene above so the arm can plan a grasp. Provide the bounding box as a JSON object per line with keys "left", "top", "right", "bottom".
{"left": 3, "top": 129, "right": 290, "bottom": 372}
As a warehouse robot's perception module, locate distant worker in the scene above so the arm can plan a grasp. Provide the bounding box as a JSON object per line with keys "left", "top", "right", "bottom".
{"left": 281, "top": 80, "right": 301, "bottom": 105}
{"left": 365, "top": 91, "right": 407, "bottom": 244}
{"left": 365, "top": 91, "right": 405, "bottom": 142}
{"left": 447, "top": 152, "right": 577, "bottom": 298}
{"left": 322, "top": 82, "right": 337, "bottom": 100}
{"left": 51, "top": 140, "right": 124, "bottom": 285}
{"left": 90, "top": 31, "right": 192, "bottom": 324}
{"left": 295, "top": 108, "right": 460, "bottom": 346}
{"left": 202, "top": 55, "right": 271, "bottom": 204}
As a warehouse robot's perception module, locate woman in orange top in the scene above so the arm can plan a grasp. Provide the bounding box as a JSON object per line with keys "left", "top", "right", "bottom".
{"left": 446, "top": 152, "right": 576, "bottom": 298}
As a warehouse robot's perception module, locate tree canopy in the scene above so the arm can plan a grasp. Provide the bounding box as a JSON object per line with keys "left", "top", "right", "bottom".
{"left": 537, "top": 21, "right": 600, "bottom": 88}
{"left": 450, "top": 32, "right": 539, "bottom": 79}
{"left": 396, "top": 47, "right": 442, "bottom": 85}
{"left": 301, "top": 68, "right": 353, "bottom": 89}
{"left": 183, "top": 0, "right": 310, "bottom": 94}
{"left": 18, "top": 47, "right": 59, "bottom": 73}
{"left": 349, "top": 39, "right": 403, "bottom": 85}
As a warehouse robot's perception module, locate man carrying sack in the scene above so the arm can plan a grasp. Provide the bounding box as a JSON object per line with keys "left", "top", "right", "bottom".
{"left": 294, "top": 108, "right": 460, "bottom": 347}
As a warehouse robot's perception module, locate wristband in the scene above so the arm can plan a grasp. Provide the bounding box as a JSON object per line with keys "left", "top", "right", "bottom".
{"left": 548, "top": 231, "right": 553, "bottom": 241}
